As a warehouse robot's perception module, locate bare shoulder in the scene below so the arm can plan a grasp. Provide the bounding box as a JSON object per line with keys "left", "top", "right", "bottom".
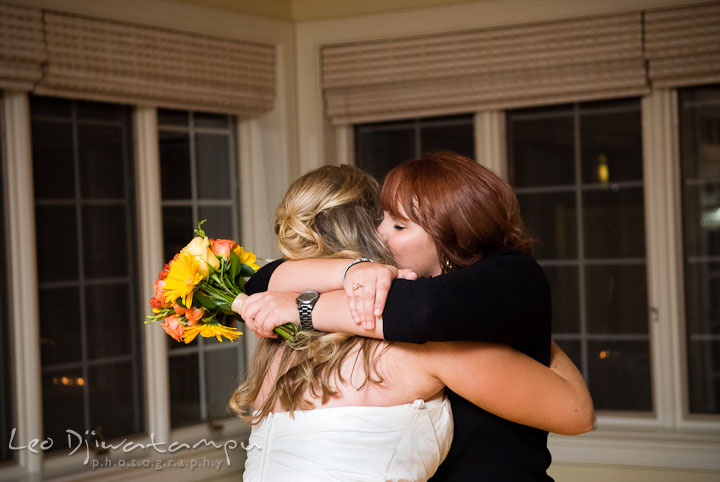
{"left": 378, "top": 342, "right": 447, "bottom": 398}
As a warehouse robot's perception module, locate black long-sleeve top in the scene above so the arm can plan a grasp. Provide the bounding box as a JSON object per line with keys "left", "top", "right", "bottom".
{"left": 245, "top": 249, "right": 554, "bottom": 482}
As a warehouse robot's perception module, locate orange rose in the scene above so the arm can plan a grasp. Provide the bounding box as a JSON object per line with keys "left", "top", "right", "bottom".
{"left": 161, "top": 315, "right": 184, "bottom": 342}
{"left": 149, "top": 281, "right": 165, "bottom": 309}
{"left": 173, "top": 303, "right": 205, "bottom": 326}
{"left": 211, "top": 239, "right": 238, "bottom": 258}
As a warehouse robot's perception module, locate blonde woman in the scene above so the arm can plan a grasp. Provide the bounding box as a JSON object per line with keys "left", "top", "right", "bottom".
{"left": 231, "top": 165, "right": 592, "bottom": 482}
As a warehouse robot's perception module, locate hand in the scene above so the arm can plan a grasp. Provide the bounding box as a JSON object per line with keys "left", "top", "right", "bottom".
{"left": 235, "top": 291, "right": 300, "bottom": 338}
{"left": 397, "top": 269, "right": 418, "bottom": 280}
{"left": 342, "top": 262, "right": 401, "bottom": 330}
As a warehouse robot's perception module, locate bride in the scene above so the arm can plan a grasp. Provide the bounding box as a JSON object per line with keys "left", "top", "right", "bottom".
{"left": 230, "top": 165, "right": 592, "bottom": 481}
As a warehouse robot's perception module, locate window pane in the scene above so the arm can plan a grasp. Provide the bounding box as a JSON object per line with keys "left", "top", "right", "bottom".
{"left": 355, "top": 115, "right": 474, "bottom": 182}
{"left": 36, "top": 205, "right": 78, "bottom": 282}
{"left": 31, "top": 120, "right": 75, "bottom": 199}
{"left": 170, "top": 353, "right": 201, "bottom": 427}
{"left": 198, "top": 206, "right": 234, "bottom": 240}
{"left": 158, "top": 108, "right": 189, "bottom": 127}
{"left": 680, "top": 84, "right": 720, "bottom": 414}
{"left": 42, "top": 369, "right": 85, "bottom": 444}
{"left": 687, "top": 340, "right": 720, "bottom": 414}
{"left": 683, "top": 183, "right": 720, "bottom": 257}
{"left": 517, "top": 192, "right": 577, "bottom": 259}
{"left": 82, "top": 205, "right": 129, "bottom": 278}
{"left": 78, "top": 125, "right": 126, "bottom": 199}
{"left": 205, "top": 347, "right": 241, "bottom": 419}
{"left": 196, "top": 134, "right": 231, "bottom": 199}
{"left": 580, "top": 101, "right": 643, "bottom": 183}
{"left": 30, "top": 96, "right": 71, "bottom": 117}
{"left": 544, "top": 266, "right": 580, "bottom": 333}
{"left": 77, "top": 100, "right": 124, "bottom": 121}
{"left": 585, "top": 265, "right": 648, "bottom": 334}
{"left": 355, "top": 122, "right": 415, "bottom": 182}
{"left": 420, "top": 117, "right": 474, "bottom": 159}
{"left": 0, "top": 122, "right": 13, "bottom": 462}
{"left": 162, "top": 206, "right": 194, "bottom": 262}
{"left": 39, "top": 287, "right": 82, "bottom": 365}
{"left": 159, "top": 130, "right": 191, "bottom": 200}
{"left": 508, "top": 108, "right": 574, "bottom": 187}
{"left": 195, "top": 112, "right": 229, "bottom": 129}
{"left": 86, "top": 284, "right": 133, "bottom": 359}
{"left": 583, "top": 187, "right": 646, "bottom": 258}
{"left": 508, "top": 98, "right": 650, "bottom": 412}
{"left": 89, "top": 361, "right": 143, "bottom": 438}
{"left": 31, "top": 96, "right": 144, "bottom": 449}
{"left": 588, "top": 339, "right": 652, "bottom": 411}
{"left": 684, "top": 262, "right": 720, "bottom": 336}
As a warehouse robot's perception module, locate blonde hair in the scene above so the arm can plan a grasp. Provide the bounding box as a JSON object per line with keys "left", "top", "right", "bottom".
{"left": 229, "top": 165, "right": 392, "bottom": 424}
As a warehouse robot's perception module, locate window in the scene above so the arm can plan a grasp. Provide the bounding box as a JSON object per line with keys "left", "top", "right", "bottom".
{"left": 355, "top": 115, "right": 474, "bottom": 181}
{"left": 0, "top": 100, "right": 12, "bottom": 463}
{"left": 157, "top": 109, "right": 246, "bottom": 428}
{"left": 507, "top": 98, "right": 650, "bottom": 412}
{"left": 680, "top": 84, "right": 720, "bottom": 415}
{"left": 30, "top": 96, "right": 144, "bottom": 447}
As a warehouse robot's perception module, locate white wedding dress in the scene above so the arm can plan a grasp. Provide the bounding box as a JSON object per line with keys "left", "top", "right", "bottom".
{"left": 242, "top": 397, "right": 453, "bottom": 482}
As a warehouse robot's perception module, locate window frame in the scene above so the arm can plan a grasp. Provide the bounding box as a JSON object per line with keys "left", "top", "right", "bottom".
{"left": 339, "top": 89, "right": 720, "bottom": 470}
{"left": 0, "top": 97, "right": 253, "bottom": 478}
{"left": 157, "top": 109, "right": 247, "bottom": 429}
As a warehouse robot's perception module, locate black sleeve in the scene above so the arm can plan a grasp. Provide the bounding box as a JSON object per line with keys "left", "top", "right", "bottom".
{"left": 382, "top": 250, "right": 551, "bottom": 349}
{"left": 244, "top": 258, "right": 285, "bottom": 295}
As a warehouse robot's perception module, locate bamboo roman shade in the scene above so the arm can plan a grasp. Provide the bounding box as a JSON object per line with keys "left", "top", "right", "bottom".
{"left": 645, "top": 2, "right": 720, "bottom": 88}
{"left": 323, "top": 13, "right": 647, "bottom": 125}
{"left": 0, "top": 3, "right": 275, "bottom": 116}
{"left": 0, "top": 3, "right": 44, "bottom": 91}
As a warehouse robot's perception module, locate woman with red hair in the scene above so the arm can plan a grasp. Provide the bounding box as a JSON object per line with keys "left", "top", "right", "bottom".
{"left": 240, "top": 153, "right": 583, "bottom": 481}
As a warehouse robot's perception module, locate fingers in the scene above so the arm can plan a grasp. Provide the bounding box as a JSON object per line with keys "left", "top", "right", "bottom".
{"left": 360, "top": 282, "right": 376, "bottom": 329}
{"left": 344, "top": 281, "right": 360, "bottom": 325}
{"left": 372, "top": 276, "right": 390, "bottom": 321}
{"left": 240, "top": 293, "right": 277, "bottom": 338}
{"left": 255, "top": 305, "right": 279, "bottom": 338}
{"left": 232, "top": 293, "right": 248, "bottom": 314}
{"left": 397, "top": 269, "right": 418, "bottom": 280}
{"left": 343, "top": 263, "right": 400, "bottom": 330}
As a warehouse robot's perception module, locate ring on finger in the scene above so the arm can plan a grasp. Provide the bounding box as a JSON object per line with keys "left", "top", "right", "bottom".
{"left": 352, "top": 282, "right": 362, "bottom": 290}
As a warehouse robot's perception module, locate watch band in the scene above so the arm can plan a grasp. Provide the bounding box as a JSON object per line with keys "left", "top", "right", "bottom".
{"left": 296, "top": 290, "right": 319, "bottom": 331}
{"left": 298, "top": 303, "right": 314, "bottom": 331}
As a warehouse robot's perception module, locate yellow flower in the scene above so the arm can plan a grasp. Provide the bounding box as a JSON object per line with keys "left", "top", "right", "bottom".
{"left": 233, "top": 246, "right": 261, "bottom": 272}
{"left": 183, "top": 322, "right": 242, "bottom": 343}
{"left": 182, "top": 236, "right": 220, "bottom": 279}
{"left": 163, "top": 251, "right": 204, "bottom": 307}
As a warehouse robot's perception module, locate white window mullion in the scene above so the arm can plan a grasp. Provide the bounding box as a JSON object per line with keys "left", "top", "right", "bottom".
{"left": 2, "top": 91, "right": 43, "bottom": 473}
{"left": 474, "top": 110, "right": 507, "bottom": 180}
{"left": 335, "top": 125, "right": 353, "bottom": 167}
{"left": 133, "top": 106, "right": 170, "bottom": 444}
{"left": 642, "top": 89, "right": 687, "bottom": 431}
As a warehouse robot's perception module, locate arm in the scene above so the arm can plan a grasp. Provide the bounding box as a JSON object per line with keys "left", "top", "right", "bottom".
{"left": 238, "top": 289, "right": 386, "bottom": 339}
{"left": 421, "top": 341, "right": 594, "bottom": 435}
{"left": 242, "top": 251, "right": 549, "bottom": 349}
{"left": 381, "top": 251, "right": 551, "bottom": 345}
{"left": 267, "top": 259, "right": 351, "bottom": 292}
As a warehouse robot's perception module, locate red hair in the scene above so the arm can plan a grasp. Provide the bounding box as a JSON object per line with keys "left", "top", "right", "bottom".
{"left": 380, "top": 152, "right": 532, "bottom": 272}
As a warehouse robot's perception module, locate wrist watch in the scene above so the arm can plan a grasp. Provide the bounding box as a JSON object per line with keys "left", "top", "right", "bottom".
{"left": 296, "top": 290, "right": 320, "bottom": 331}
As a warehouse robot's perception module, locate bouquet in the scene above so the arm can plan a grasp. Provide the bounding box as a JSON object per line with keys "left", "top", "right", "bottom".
{"left": 145, "top": 221, "right": 299, "bottom": 343}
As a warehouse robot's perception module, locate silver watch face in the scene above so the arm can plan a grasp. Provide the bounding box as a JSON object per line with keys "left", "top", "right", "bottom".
{"left": 297, "top": 290, "right": 319, "bottom": 304}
